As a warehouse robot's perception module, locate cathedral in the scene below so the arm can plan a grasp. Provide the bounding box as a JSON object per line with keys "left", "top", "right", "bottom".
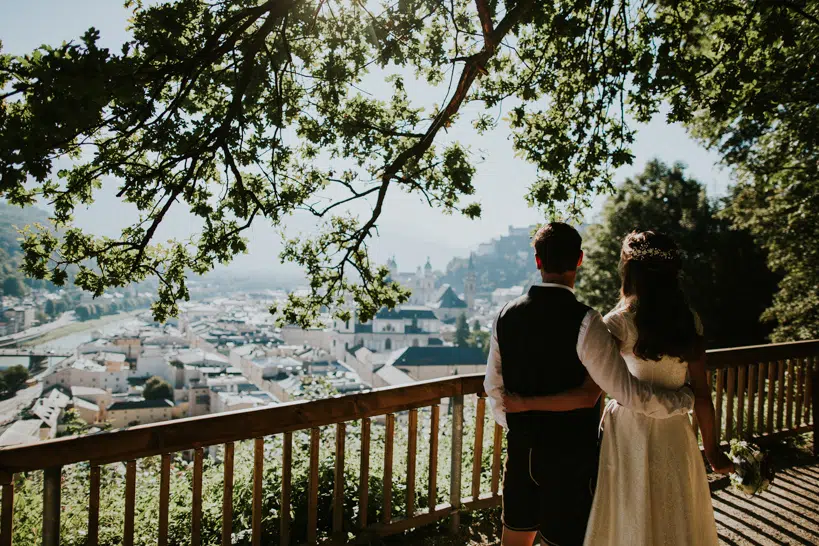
{"left": 385, "top": 255, "right": 476, "bottom": 314}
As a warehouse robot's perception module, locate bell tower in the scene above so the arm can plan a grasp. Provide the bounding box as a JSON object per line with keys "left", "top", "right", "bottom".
{"left": 464, "top": 254, "right": 477, "bottom": 310}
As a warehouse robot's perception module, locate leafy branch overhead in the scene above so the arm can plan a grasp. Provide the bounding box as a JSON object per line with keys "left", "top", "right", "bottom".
{"left": 1, "top": 0, "right": 816, "bottom": 327}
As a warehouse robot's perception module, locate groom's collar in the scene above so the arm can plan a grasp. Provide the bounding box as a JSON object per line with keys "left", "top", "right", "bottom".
{"left": 532, "top": 282, "right": 575, "bottom": 294}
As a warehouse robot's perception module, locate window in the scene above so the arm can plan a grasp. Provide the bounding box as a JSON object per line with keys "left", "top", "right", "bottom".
{"left": 345, "top": 320, "right": 350, "bottom": 330}
{"left": 384, "top": 338, "right": 392, "bottom": 350}
{"left": 412, "top": 339, "right": 419, "bottom": 347}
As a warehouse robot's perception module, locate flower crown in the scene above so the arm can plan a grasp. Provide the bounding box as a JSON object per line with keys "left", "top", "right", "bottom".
{"left": 629, "top": 245, "right": 680, "bottom": 262}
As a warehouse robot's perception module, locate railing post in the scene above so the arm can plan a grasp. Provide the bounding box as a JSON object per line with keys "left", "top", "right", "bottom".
{"left": 812, "top": 362, "right": 818, "bottom": 457}
{"left": 42, "top": 466, "right": 61, "bottom": 546}
{"left": 1, "top": 477, "right": 14, "bottom": 546}
{"left": 449, "top": 394, "right": 464, "bottom": 534}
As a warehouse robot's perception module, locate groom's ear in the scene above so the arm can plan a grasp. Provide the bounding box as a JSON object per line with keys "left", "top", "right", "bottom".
{"left": 535, "top": 254, "right": 542, "bottom": 270}
{"left": 576, "top": 251, "right": 584, "bottom": 268}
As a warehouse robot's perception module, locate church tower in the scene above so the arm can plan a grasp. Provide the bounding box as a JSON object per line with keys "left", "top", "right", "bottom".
{"left": 464, "top": 254, "right": 477, "bottom": 310}
{"left": 422, "top": 257, "right": 435, "bottom": 304}
{"left": 386, "top": 256, "right": 398, "bottom": 281}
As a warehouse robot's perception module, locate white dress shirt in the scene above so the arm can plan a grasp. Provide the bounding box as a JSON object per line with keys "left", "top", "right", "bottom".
{"left": 483, "top": 283, "right": 695, "bottom": 429}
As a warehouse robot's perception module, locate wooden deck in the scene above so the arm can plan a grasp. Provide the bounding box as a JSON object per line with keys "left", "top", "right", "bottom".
{"left": 714, "top": 460, "right": 819, "bottom": 546}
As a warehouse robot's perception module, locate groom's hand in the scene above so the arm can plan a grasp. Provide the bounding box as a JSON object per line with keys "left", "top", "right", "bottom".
{"left": 502, "top": 392, "right": 528, "bottom": 413}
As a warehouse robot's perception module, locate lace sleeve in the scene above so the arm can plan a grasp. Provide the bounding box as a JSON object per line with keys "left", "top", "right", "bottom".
{"left": 603, "top": 307, "right": 631, "bottom": 345}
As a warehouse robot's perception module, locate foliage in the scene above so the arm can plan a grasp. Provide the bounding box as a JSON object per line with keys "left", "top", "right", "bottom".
{"left": 576, "top": 160, "right": 778, "bottom": 348}
{"left": 2, "top": 0, "right": 816, "bottom": 328}
{"left": 454, "top": 314, "right": 470, "bottom": 348}
{"left": 291, "top": 376, "right": 339, "bottom": 401}
{"left": 682, "top": 2, "right": 819, "bottom": 342}
{"left": 10, "top": 397, "right": 501, "bottom": 545}
{"left": 468, "top": 329, "right": 490, "bottom": 359}
{"left": 44, "top": 297, "right": 70, "bottom": 317}
{"left": 724, "top": 180, "right": 819, "bottom": 341}
{"left": 143, "top": 376, "right": 174, "bottom": 401}
{"left": 58, "top": 409, "right": 92, "bottom": 438}
{"left": 0, "top": 365, "right": 29, "bottom": 398}
{"left": 74, "top": 296, "right": 151, "bottom": 321}
{"left": 1, "top": 276, "right": 26, "bottom": 298}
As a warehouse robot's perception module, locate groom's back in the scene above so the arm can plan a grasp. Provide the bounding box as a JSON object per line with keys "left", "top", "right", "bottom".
{"left": 497, "top": 285, "right": 600, "bottom": 449}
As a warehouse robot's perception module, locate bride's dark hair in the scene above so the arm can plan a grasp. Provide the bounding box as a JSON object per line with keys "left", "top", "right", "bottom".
{"left": 619, "top": 230, "right": 700, "bottom": 362}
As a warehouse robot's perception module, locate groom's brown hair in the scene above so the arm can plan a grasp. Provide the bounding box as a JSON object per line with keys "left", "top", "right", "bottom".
{"left": 533, "top": 222, "right": 582, "bottom": 274}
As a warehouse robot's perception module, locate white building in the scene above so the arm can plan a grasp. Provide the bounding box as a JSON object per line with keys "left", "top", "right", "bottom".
{"left": 387, "top": 257, "right": 438, "bottom": 306}
{"left": 491, "top": 286, "right": 525, "bottom": 306}
{"left": 42, "top": 359, "right": 149, "bottom": 394}
{"left": 383, "top": 346, "right": 486, "bottom": 381}
{"left": 329, "top": 305, "right": 445, "bottom": 359}
{"left": 106, "top": 399, "right": 174, "bottom": 429}
{"left": 210, "top": 391, "right": 275, "bottom": 414}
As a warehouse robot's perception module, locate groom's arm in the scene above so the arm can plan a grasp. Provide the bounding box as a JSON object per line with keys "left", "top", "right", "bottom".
{"left": 577, "top": 310, "right": 694, "bottom": 417}
{"left": 483, "top": 314, "right": 507, "bottom": 430}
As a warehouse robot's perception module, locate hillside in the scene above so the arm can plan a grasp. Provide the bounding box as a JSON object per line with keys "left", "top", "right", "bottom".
{"left": 440, "top": 224, "right": 588, "bottom": 295}
{"left": 0, "top": 201, "right": 50, "bottom": 256}
{"left": 439, "top": 226, "right": 539, "bottom": 294}
{"left": 0, "top": 201, "right": 53, "bottom": 295}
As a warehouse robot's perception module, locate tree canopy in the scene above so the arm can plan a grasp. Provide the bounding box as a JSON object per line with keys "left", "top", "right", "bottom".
{"left": 1, "top": 0, "right": 816, "bottom": 327}
{"left": 454, "top": 313, "right": 470, "bottom": 347}
{"left": 143, "top": 376, "right": 174, "bottom": 401}
{"left": 576, "top": 160, "right": 778, "bottom": 348}
{"left": 2, "top": 276, "right": 26, "bottom": 298}
{"left": 0, "top": 365, "right": 29, "bottom": 398}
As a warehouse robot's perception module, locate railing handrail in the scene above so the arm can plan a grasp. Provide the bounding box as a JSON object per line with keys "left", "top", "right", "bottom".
{"left": 705, "top": 339, "right": 819, "bottom": 368}
{"left": 0, "top": 373, "right": 485, "bottom": 473}
{"left": 0, "top": 339, "right": 816, "bottom": 475}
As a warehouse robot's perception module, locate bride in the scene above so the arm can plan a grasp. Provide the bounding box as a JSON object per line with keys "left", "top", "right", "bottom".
{"left": 504, "top": 230, "right": 733, "bottom": 545}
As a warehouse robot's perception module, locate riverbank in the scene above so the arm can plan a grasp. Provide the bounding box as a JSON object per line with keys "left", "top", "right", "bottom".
{"left": 22, "top": 310, "right": 147, "bottom": 347}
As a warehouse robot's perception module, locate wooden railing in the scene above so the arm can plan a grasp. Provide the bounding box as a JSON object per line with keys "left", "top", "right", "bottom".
{"left": 696, "top": 340, "right": 818, "bottom": 447}
{"left": 0, "top": 340, "right": 816, "bottom": 546}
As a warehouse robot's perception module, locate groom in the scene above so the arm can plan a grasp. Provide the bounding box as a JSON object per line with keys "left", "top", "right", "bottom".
{"left": 484, "top": 222, "right": 695, "bottom": 546}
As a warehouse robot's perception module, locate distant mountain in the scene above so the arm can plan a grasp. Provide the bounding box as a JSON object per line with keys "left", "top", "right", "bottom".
{"left": 440, "top": 224, "right": 588, "bottom": 295}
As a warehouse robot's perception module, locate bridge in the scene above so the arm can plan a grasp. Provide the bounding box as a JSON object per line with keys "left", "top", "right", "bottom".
{"left": 0, "top": 349, "right": 72, "bottom": 371}
{"left": 0, "top": 339, "right": 814, "bottom": 546}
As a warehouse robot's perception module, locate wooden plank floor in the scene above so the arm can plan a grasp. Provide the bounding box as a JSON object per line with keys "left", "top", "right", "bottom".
{"left": 714, "top": 463, "right": 819, "bottom": 546}
{"left": 390, "top": 449, "right": 819, "bottom": 546}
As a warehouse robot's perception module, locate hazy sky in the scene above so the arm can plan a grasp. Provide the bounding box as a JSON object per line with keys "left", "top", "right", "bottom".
{"left": 0, "top": 1, "right": 733, "bottom": 278}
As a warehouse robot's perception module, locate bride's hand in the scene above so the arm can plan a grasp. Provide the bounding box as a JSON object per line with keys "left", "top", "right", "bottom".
{"left": 708, "top": 451, "right": 735, "bottom": 475}
{"left": 502, "top": 392, "right": 529, "bottom": 413}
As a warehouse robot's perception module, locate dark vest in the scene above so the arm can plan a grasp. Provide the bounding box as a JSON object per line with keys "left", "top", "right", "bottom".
{"left": 497, "top": 285, "right": 601, "bottom": 450}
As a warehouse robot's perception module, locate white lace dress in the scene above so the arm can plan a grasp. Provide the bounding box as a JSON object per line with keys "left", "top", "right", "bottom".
{"left": 583, "top": 308, "right": 719, "bottom": 546}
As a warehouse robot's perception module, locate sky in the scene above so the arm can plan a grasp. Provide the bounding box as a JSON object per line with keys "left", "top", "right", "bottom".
{"left": 0, "top": 0, "right": 734, "bottom": 279}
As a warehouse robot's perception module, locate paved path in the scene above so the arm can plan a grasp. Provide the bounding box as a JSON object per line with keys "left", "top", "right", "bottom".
{"left": 0, "top": 383, "right": 42, "bottom": 425}
{"left": 714, "top": 462, "right": 819, "bottom": 545}
{"left": 0, "top": 312, "right": 75, "bottom": 347}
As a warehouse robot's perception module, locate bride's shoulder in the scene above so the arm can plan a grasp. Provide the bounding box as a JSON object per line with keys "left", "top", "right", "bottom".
{"left": 602, "top": 302, "right": 634, "bottom": 341}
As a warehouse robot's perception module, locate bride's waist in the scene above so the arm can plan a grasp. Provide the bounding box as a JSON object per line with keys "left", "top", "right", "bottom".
{"left": 607, "top": 402, "right": 691, "bottom": 424}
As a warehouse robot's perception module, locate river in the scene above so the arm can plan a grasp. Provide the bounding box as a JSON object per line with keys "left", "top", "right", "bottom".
{"left": 0, "top": 314, "right": 148, "bottom": 370}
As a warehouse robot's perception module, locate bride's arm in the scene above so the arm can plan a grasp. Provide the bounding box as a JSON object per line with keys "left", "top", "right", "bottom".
{"left": 503, "top": 374, "right": 602, "bottom": 413}
{"left": 689, "top": 344, "right": 734, "bottom": 474}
